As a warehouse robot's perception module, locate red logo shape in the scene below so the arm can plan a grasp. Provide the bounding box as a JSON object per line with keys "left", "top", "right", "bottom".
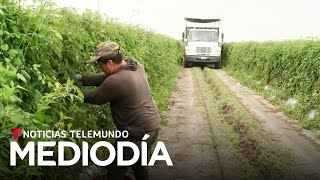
{"left": 10, "top": 128, "right": 22, "bottom": 140}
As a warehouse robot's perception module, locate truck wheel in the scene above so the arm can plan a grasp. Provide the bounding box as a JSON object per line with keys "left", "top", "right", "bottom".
{"left": 207, "top": 63, "right": 215, "bottom": 68}
{"left": 214, "top": 61, "right": 221, "bottom": 69}
{"left": 183, "top": 59, "right": 190, "bottom": 68}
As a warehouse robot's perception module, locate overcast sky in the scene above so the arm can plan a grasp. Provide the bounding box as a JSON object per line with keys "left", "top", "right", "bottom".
{"left": 54, "top": 0, "right": 320, "bottom": 42}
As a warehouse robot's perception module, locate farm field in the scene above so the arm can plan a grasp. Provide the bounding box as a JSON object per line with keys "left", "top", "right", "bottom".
{"left": 1, "top": 0, "right": 320, "bottom": 179}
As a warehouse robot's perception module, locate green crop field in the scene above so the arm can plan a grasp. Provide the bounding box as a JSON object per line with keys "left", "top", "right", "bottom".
{"left": 222, "top": 40, "right": 320, "bottom": 134}
{"left": 0, "top": 0, "right": 182, "bottom": 178}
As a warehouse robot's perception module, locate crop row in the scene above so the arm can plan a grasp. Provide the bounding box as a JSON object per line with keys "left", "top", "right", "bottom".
{"left": 222, "top": 40, "right": 320, "bottom": 133}
{"left": 0, "top": 0, "right": 182, "bottom": 178}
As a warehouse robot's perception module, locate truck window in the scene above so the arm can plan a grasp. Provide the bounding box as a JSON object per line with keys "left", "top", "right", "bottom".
{"left": 188, "top": 31, "right": 218, "bottom": 42}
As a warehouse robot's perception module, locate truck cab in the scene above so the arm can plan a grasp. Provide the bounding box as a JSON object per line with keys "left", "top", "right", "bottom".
{"left": 183, "top": 18, "right": 223, "bottom": 68}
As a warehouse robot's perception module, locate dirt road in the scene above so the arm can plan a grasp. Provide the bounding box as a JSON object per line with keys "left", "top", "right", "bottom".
{"left": 149, "top": 68, "right": 242, "bottom": 180}
{"left": 149, "top": 68, "right": 320, "bottom": 180}
{"left": 214, "top": 70, "right": 320, "bottom": 179}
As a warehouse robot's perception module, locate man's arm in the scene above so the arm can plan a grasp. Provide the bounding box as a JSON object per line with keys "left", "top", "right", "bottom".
{"left": 81, "top": 74, "right": 108, "bottom": 86}
{"left": 83, "top": 79, "right": 115, "bottom": 105}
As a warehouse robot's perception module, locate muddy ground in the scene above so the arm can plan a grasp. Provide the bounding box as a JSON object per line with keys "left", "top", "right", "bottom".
{"left": 214, "top": 70, "right": 320, "bottom": 179}
{"left": 149, "top": 68, "right": 320, "bottom": 180}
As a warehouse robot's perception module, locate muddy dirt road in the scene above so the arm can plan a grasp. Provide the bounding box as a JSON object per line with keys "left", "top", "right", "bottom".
{"left": 214, "top": 70, "right": 320, "bottom": 179}
{"left": 149, "top": 68, "right": 242, "bottom": 180}
{"left": 149, "top": 68, "right": 320, "bottom": 180}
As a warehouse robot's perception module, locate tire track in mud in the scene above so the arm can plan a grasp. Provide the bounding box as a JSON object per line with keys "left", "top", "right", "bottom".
{"left": 213, "top": 69, "right": 320, "bottom": 179}
{"left": 149, "top": 68, "right": 242, "bottom": 180}
{"left": 193, "top": 68, "right": 246, "bottom": 180}
{"left": 150, "top": 66, "right": 316, "bottom": 179}
{"left": 194, "top": 68, "right": 224, "bottom": 180}
{"left": 195, "top": 68, "right": 291, "bottom": 179}
{"left": 202, "top": 70, "right": 264, "bottom": 170}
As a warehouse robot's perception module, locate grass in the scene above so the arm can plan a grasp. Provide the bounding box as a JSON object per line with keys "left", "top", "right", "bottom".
{"left": 193, "top": 67, "right": 291, "bottom": 179}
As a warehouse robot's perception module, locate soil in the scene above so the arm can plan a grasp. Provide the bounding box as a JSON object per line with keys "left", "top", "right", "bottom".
{"left": 149, "top": 68, "right": 320, "bottom": 180}
{"left": 214, "top": 69, "right": 320, "bottom": 179}
{"left": 149, "top": 69, "right": 242, "bottom": 180}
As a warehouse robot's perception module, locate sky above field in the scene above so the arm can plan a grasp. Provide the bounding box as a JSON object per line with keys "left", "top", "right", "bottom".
{"left": 53, "top": 0, "right": 320, "bottom": 42}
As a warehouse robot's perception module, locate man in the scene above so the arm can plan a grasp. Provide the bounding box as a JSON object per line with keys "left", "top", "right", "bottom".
{"left": 75, "top": 41, "right": 160, "bottom": 180}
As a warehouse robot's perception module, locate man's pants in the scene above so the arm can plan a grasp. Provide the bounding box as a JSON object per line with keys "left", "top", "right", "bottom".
{"left": 107, "top": 129, "right": 159, "bottom": 180}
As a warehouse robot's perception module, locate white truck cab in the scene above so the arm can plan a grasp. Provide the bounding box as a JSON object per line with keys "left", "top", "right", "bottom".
{"left": 183, "top": 18, "right": 223, "bottom": 68}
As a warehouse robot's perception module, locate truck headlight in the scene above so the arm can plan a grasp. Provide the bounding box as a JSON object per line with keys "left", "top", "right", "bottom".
{"left": 211, "top": 47, "right": 221, "bottom": 56}
{"left": 186, "top": 46, "right": 195, "bottom": 55}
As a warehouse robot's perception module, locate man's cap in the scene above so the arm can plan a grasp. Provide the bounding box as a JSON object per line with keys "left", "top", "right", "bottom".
{"left": 88, "top": 41, "right": 120, "bottom": 63}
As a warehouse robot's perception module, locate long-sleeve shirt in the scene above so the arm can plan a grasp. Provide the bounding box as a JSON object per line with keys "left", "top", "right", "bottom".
{"left": 81, "top": 59, "right": 160, "bottom": 133}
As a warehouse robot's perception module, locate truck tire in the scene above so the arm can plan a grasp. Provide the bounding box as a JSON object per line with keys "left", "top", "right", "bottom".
{"left": 183, "top": 59, "right": 190, "bottom": 68}
{"left": 214, "top": 61, "right": 221, "bottom": 69}
{"left": 207, "top": 63, "right": 215, "bottom": 69}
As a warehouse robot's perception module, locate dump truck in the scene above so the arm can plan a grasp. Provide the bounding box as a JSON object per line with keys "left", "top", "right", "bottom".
{"left": 182, "top": 18, "right": 224, "bottom": 68}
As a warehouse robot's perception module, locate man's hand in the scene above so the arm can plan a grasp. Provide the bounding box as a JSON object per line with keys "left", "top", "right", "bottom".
{"left": 74, "top": 74, "right": 82, "bottom": 86}
{"left": 74, "top": 74, "right": 82, "bottom": 81}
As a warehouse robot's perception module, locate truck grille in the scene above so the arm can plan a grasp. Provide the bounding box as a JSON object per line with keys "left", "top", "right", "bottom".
{"left": 196, "top": 47, "right": 211, "bottom": 54}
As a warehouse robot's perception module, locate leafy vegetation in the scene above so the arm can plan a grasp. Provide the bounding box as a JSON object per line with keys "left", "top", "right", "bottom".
{"left": 222, "top": 40, "right": 320, "bottom": 134}
{"left": 0, "top": 0, "right": 182, "bottom": 178}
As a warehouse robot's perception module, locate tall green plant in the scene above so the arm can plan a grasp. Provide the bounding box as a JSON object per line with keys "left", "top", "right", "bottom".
{"left": 0, "top": 0, "right": 183, "bottom": 178}
{"left": 223, "top": 40, "right": 320, "bottom": 132}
